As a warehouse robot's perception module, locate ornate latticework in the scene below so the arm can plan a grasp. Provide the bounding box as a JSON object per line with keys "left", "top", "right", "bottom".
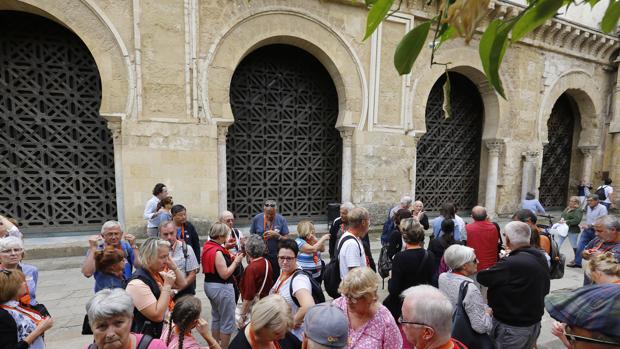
{"left": 416, "top": 73, "right": 483, "bottom": 212}
{"left": 0, "top": 12, "right": 117, "bottom": 233}
{"left": 540, "top": 94, "right": 575, "bottom": 208}
{"left": 227, "top": 45, "right": 342, "bottom": 223}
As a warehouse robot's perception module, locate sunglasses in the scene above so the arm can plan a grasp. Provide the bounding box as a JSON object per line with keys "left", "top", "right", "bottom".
{"left": 264, "top": 204, "right": 276, "bottom": 208}
{"left": 564, "top": 327, "right": 620, "bottom": 346}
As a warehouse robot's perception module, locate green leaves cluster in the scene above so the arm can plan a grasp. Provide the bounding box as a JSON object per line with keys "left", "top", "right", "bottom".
{"left": 363, "top": 0, "right": 620, "bottom": 99}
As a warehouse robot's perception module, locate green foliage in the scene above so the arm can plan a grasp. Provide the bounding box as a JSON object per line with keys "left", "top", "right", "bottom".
{"left": 602, "top": 0, "right": 620, "bottom": 32}
{"left": 364, "top": 0, "right": 395, "bottom": 40}
{"left": 394, "top": 21, "right": 433, "bottom": 74}
{"left": 479, "top": 19, "right": 516, "bottom": 98}
{"left": 512, "top": 0, "right": 566, "bottom": 42}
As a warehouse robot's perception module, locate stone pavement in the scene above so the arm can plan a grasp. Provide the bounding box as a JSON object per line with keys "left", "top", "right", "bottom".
{"left": 27, "top": 211, "right": 587, "bottom": 348}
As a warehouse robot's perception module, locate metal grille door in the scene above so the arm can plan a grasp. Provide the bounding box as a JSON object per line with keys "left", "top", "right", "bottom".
{"left": 539, "top": 94, "right": 575, "bottom": 208}
{"left": 416, "top": 73, "right": 483, "bottom": 211}
{"left": 227, "top": 45, "right": 342, "bottom": 222}
{"left": 0, "top": 12, "right": 117, "bottom": 233}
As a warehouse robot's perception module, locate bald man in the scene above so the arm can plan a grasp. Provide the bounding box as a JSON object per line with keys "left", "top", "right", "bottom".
{"left": 465, "top": 206, "right": 501, "bottom": 272}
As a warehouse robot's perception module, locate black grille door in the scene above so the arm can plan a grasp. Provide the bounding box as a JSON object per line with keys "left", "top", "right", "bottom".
{"left": 227, "top": 45, "right": 342, "bottom": 222}
{"left": 416, "top": 73, "right": 483, "bottom": 211}
{"left": 0, "top": 12, "right": 117, "bottom": 233}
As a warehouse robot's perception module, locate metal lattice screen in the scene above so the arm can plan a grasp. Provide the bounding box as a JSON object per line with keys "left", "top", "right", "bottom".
{"left": 416, "top": 73, "right": 484, "bottom": 212}
{"left": 227, "top": 44, "right": 342, "bottom": 223}
{"left": 0, "top": 11, "right": 117, "bottom": 233}
{"left": 539, "top": 94, "right": 576, "bottom": 208}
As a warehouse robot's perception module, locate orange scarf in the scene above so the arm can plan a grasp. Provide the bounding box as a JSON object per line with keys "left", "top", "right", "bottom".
{"left": 149, "top": 269, "right": 175, "bottom": 312}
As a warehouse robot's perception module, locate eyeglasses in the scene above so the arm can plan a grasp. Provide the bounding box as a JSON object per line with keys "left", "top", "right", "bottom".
{"left": 398, "top": 316, "right": 431, "bottom": 328}
{"left": 264, "top": 204, "right": 276, "bottom": 208}
{"left": 277, "top": 256, "right": 295, "bottom": 261}
{"left": 564, "top": 327, "right": 620, "bottom": 346}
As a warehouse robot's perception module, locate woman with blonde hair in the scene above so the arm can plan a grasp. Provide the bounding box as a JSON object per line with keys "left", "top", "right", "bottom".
{"left": 295, "top": 220, "right": 329, "bottom": 284}
{"left": 229, "top": 294, "right": 301, "bottom": 349}
{"left": 333, "top": 267, "right": 402, "bottom": 349}
{"left": 125, "top": 237, "right": 186, "bottom": 338}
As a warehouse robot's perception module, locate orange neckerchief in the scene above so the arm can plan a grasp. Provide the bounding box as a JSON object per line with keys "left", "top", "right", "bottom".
{"left": 0, "top": 304, "right": 42, "bottom": 325}
{"left": 304, "top": 237, "right": 319, "bottom": 265}
{"left": 249, "top": 325, "right": 281, "bottom": 349}
{"left": 263, "top": 215, "right": 275, "bottom": 241}
{"left": 149, "top": 269, "right": 175, "bottom": 312}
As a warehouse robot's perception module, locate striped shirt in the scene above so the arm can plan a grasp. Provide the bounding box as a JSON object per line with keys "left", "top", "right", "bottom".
{"left": 295, "top": 238, "right": 321, "bottom": 271}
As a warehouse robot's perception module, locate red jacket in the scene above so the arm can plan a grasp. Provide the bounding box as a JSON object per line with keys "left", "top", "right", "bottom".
{"left": 465, "top": 220, "right": 500, "bottom": 272}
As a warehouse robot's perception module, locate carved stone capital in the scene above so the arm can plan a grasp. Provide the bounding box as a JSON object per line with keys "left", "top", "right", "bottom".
{"left": 107, "top": 121, "right": 122, "bottom": 144}
{"left": 338, "top": 127, "right": 354, "bottom": 147}
{"left": 579, "top": 145, "right": 598, "bottom": 157}
{"left": 485, "top": 139, "right": 504, "bottom": 155}
{"left": 522, "top": 151, "right": 540, "bottom": 162}
{"left": 217, "top": 124, "right": 230, "bottom": 145}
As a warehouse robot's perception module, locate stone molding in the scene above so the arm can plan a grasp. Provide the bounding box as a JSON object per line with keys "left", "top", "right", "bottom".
{"left": 579, "top": 145, "right": 598, "bottom": 157}
{"left": 338, "top": 127, "right": 354, "bottom": 147}
{"left": 485, "top": 138, "right": 504, "bottom": 155}
{"left": 522, "top": 150, "right": 540, "bottom": 161}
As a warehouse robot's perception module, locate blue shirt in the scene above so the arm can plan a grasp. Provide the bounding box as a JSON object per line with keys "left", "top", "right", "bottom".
{"left": 585, "top": 203, "right": 608, "bottom": 225}
{"left": 94, "top": 272, "right": 125, "bottom": 292}
{"left": 90, "top": 241, "right": 135, "bottom": 291}
{"left": 521, "top": 199, "right": 546, "bottom": 215}
{"left": 249, "top": 213, "right": 289, "bottom": 256}
{"left": 295, "top": 238, "right": 322, "bottom": 271}
{"left": 19, "top": 263, "right": 38, "bottom": 306}
{"left": 432, "top": 216, "right": 462, "bottom": 241}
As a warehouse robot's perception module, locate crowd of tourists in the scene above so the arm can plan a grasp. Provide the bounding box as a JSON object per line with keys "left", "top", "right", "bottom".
{"left": 1, "top": 181, "right": 619, "bottom": 349}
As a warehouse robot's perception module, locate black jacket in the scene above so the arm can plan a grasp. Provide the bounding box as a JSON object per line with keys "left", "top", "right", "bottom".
{"left": 477, "top": 247, "right": 551, "bottom": 326}
{"left": 129, "top": 268, "right": 164, "bottom": 338}
{"left": 329, "top": 217, "right": 343, "bottom": 259}
{"left": 0, "top": 308, "right": 28, "bottom": 349}
{"left": 180, "top": 222, "right": 201, "bottom": 265}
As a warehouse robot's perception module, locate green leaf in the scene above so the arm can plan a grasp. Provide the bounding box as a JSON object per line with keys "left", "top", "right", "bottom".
{"left": 393, "top": 21, "right": 432, "bottom": 75}
{"left": 588, "top": 0, "right": 601, "bottom": 7}
{"left": 365, "top": 0, "right": 378, "bottom": 5}
{"left": 363, "top": 0, "right": 394, "bottom": 40}
{"left": 436, "top": 25, "right": 456, "bottom": 50}
{"left": 512, "top": 0, "right": 564, "bottom": 42}
{"left": 479, "top": 19, "right": 516, "bottom": 98}
{"left": 601, "top": 0, "right": 620, "bottom": 33}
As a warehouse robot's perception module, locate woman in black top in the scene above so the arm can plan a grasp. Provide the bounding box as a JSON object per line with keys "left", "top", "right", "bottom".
{"left": 428, "top": 218, "right": 460, "bottom": 275}
{"left": 412, "top": 200, "right": 430, "bottom": 230}
{"left": 386, "top": 208, "right": 413, "bottom": 260}
{"left": 383, "top": 218, "right": 436, "bottom": 321}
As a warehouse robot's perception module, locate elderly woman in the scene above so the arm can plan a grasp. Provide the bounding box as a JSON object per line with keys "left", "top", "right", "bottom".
{"left": 295, "top": 220, "right": 329, "bottom": 284}
{"left": 94, "top": 246, "right": 126, "bottom": 292}
{"left": 438, "top": 245, "right": 492, "bottom": 336}
{"left": 229, "top": 294, "right": 301, "bottom": 349}
{"left": 270, "top": 238, "right": 315, "bottom": 340}
{"left": 236, "top": 235, "right": 275, "bottom": 329}
{"left": 125, "top": 238, "right": 186, "bottom": 338}
{"left": 334, "top": 267, "right": 402, "bottom": 349}
{"left": 0, "top": 237, "right": 39, "bottom": 307}
{"left": 85, "top": 288, "right": 167, "bottom": 348}
{"left": 383, "top": 218, "right": 436, "bottom": 321}
{"left": 559, "top": 196, "right": 583, "bottom": 260}
{"left": 0, "top": 269, "right": 53, "bottom": 349}
{"left": 411, "top": 200, "right": 429, "bottom": 230}
{"left": 201, "top": 223, "right": 245, "bottom": 349}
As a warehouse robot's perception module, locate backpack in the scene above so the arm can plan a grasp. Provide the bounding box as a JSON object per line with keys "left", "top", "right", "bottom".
{"left": 381, "top": 208, "right": 394, "bottom": 246}
{"left": 322, "top": 235, "right": 361, "bottom": 298}
{"left": 596, "top": 185, "right": 608, "bottom": 201}
{"left": 542, "top": 231, "right": 565, "bottom": 279}
{"left": 289, "top": 269, "right": 325, "bottom": 307}
{"left": 378, "top": 245, "right": 392, "bottom": 279}
{"left": 89, "top": 334, "right": 153, "bottom": 349}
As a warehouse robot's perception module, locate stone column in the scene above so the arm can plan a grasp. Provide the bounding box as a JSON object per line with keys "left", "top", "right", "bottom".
{"left": 217, "top": 123, "right": 232, "bottom": 213}
{"left": 108, "top": 120, "right": 125, "bottom": 227}
{"left": 485, "top": 139, "right": 504, "bottom": 217}
{"left": 338, "top": 127, "right": 354, "bottom": 203}
{"left": 521, "top": 151, "right": 540, "bottom": 201}
{"left": 579, "top": 146, "right": 597, "bottom": 184}
{"left": 411, "top": 134, "right": 423, "bottom": 199}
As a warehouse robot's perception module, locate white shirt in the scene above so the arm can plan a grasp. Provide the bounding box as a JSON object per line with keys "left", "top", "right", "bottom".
{"left": 270, "top": 269, "right": 311, "bottom": 340}
{"left": 170, "top": 240, "right": 199, "bottom": 274}
{"left": 143, "top": 195, "right": 160, "bottom": 228}
{"left": 338, "top": 232, "right": 366, "bottom": 280}
{"left": 601, "top": 185, "right": 614, "bottom": 204}
{"left": 455, "top": 214, "right": 466, "bottom": 240}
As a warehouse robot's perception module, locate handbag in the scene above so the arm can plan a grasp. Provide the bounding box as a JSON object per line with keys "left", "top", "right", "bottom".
{"left": 235, "top": 258, "right": 269, "bottom": 328}
{"left": 451, "top": 281, "right": 495, "bottom": 349}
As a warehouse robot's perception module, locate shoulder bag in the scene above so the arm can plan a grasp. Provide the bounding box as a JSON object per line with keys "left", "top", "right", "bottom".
{"left": 235, "top": 258, "right": 269, "bottom": 329}
{"left": 451, "top": 281, "right": 495, "bottom": 349}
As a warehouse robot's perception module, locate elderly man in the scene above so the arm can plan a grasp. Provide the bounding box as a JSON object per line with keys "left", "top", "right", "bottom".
{"left": 466, "top": 206, "right": 501, "bottom": 273}
{"left": 477, "top": 221, "right": 550, "bottom": 349}
{"left": 249, "top": 199, "right": 289, "bottom": 276}
{"left": 81, "top": 221, "right": 141, "bottom": 282}
{"left": 570, "top": 194, "right": 608, "bottom": 268}
{"left": 159, "top": 220, "right": 199, "bottom": 298}
{"left": 581, "top": 215, "right": 620, "bottom": 285}
{"left": 513, "top": 209, "right": 551, "bottom": 255}
{"left": 400, "top": 285, "right": 466, "bottom": 348}
{"left": 337, "top": 207, "right": 369, "bottom": 280}
{"left": 303, "top": 303, "right": 348, "bottom": 349}
{"left": 219, "top": 210, "right": 242, "bottom": 255}
{"left": 329, "top": 202, "right": 354, "bottom": 258}
{"left": 143, "top": 183, "right": 168, "bottom": 237}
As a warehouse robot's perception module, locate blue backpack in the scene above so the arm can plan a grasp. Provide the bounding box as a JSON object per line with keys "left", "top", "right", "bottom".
{"left": 381, "top": 208, "right": 394, "bottom": 246}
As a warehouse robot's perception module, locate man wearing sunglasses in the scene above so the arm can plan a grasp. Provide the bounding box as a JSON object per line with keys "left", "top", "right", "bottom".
{"left": 249, "top": 199, "right": 289, "bottom": 276}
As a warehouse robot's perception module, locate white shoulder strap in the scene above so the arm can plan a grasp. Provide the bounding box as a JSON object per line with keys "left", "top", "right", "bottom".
{"left": 257, "top": 259, "right": 270, "bottom": 296}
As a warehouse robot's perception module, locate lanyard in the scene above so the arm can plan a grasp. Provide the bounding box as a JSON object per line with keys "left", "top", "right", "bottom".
{"left": 263, "top": 217, "right": 275, "bottom": 241}
{"left": 0, "top": 304, "right": 43, "bottom": 325}
{"left": 249, "top": 325, "right": 281, "bottom": 349}
{"left": 593, "top": 241, "right": 616, "bottom": 253}
{"left": 304, "top": 238, "right": 319, "bottom": 265}
{"left": 274, "top": 272, "right": 294, "bottom": 294}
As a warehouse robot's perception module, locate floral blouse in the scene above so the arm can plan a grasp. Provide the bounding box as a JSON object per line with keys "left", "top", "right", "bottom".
{"left": 333, "top": 297, "right": 402, "bottom": 349}
{"left": 2, "top": 300, "right": 45, "bottom": 349}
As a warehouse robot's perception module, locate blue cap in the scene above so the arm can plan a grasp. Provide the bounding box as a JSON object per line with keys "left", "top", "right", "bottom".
{"left": 304, "top": 304, "right": 348, "bottom": 348}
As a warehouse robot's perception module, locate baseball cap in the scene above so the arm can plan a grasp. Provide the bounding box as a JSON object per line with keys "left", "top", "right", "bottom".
{"left": 304, "top": 304, "right": 348, "bottom": 348}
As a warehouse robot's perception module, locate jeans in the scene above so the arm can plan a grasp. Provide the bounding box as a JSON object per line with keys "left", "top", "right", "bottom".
{"left": 567, "top": 232, "right": 579, "bottom": 249}
{"left": 575, "top": 228, "right": 596, "bottom": 266}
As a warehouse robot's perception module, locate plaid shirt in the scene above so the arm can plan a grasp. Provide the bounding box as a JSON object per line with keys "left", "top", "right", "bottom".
{"left": 545, "top": 284, "right": 620, "bottom": 338}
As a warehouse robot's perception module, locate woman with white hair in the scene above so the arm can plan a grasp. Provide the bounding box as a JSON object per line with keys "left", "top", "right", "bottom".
{"left": 125, "top": 237, "right": 186, "bottom": 338}
{"left": 85, "top": 288, "right": 168, "bottom": 348}
{"left": 0, "top": 236, "right": 39, "bottom": 307}
{"left": 438, "top": 245, "right": 493, "bottom": 336}
{"left": 229, "top": 294, "right": 301, "bottom": 349}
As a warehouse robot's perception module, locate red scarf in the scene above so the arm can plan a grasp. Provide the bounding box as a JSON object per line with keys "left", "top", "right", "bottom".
{"left": 201, "top": 240, "right": 231, "bottom": 274}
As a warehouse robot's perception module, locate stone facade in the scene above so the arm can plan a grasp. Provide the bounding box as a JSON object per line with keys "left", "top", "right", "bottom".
{"left": 2, "top": 0, "right": 620, "bottom": 235}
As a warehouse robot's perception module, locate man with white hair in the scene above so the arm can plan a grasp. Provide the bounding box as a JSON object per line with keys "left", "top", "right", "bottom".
{"left": 477, "top": 221, "right": 550, "bottom": 349}
{"left": 400, "top": 285, "right": 466, "bottom": 348}
{"left": 81, "top": 220, "right": 141, "bottom": 282}
{"left": 219, "top": 210, "right": 242, "bottom": 255}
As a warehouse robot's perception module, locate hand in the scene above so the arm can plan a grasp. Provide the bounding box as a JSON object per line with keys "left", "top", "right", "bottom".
{"left": 88, "top": 235, "right": 102, "bottom": 249}
{"left": 224, "top": 241, "right": 237, "bottom": 250}
{"left": 551, "top": 321, "right": 565, "bottom": 337}
{"left": 580, "top": 223, "right": 588, "bottom": 230}
{"left": 160, "top": 270, "right": 177, "bottom": 286}
{"left": 196, "top": 318, "right": 210, "bottom": 335}
{"left": 234, "top": 253, "right": 245, "bottom": 264}
{"left": 485, "top": 307, "right": 493, "bottom": 316}
{"left": 293, "top": 318, "right": 303, "bottom": 329}
{"left": 236, "top": 314, "right": 248, "bottom": 329}
{"left": 166, "top": 255, "right": 178, "bottom": 271}
{"left": 37, "top": 317, "right": 54, "bottom": 333}
{"left": 582, "top": 249, "right": 593, "bottom": 260}
{"left": 124, "top": 233, "right": 136, "bottom": 247}
{"left": 320, "top": 234, "right": 330, "bottom": 242}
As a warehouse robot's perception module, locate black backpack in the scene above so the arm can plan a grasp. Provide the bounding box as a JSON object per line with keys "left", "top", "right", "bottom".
{"left": 378, "top": 245, "right": 392, "bottom": 279}
{"left": 289, "top": 269, "right": 325, "bottom": 307}
{"left": 322, "top": 235, "right": 361, "bottom": 298}
{"left": 545, "top": 232, "right": 565, "bottom": 279}
{"left": 596, "top": 186, "right": 608, "bottom": 201}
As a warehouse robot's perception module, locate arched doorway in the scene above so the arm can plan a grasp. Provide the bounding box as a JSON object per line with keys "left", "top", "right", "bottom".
{"left": 0, "top": 11, "right": 117, "bottom": 233}
{"left": 416, "top": 73, "right": 484, "bottom": 211}
{"left": 539, "top": 94, "right": 577, "bottom": 208}
{"left": 227, "top": 44, "right": 342, "bottom": 222}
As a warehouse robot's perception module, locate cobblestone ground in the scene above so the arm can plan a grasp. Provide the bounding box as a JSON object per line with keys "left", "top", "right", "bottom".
{"left": 33, "top": 214, "right": 585, "bottom": 349}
